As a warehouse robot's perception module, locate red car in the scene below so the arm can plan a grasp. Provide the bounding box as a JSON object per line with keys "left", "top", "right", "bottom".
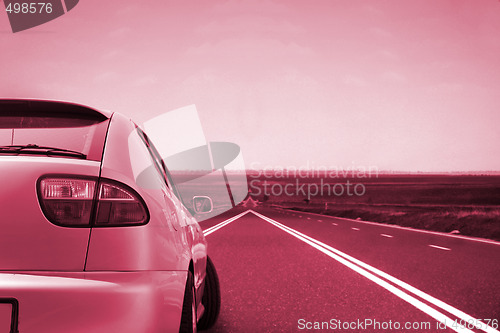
{"left": 0, "top": 99, "right": 220, "bottom": 333}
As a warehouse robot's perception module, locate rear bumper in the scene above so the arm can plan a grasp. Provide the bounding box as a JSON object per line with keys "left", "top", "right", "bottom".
{"left": 0, "top": 271, "right": 187, "bottom": 333}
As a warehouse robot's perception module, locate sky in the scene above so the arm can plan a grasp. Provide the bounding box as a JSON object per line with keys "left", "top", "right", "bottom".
{"left": 1, "top": 0, "right": 500, "bottom": 172}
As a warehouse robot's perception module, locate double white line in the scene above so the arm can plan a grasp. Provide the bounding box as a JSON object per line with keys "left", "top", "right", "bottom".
{"left": 202, "top": 210, "right": 251, "bottom": 236}
{"left": 250, "top": 210, "right": 499, "bottom": 333}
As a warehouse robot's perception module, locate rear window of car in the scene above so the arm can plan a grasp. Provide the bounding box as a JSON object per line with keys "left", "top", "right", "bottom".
{"left": 0, "top": 101, "right": 110, "bottom": 161}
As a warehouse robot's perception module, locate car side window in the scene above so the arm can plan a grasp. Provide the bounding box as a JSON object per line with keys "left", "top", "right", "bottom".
{"left": 136, "top": 127, "right": 183, "bottom": 201}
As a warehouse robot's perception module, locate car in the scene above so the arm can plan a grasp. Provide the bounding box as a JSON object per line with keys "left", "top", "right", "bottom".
{"left": 0, "top": 99, "right": 220, "bottom": 333}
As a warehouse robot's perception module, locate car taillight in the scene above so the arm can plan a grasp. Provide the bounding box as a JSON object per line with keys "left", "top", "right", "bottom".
{"left": 38, "top": 176, "right": 149, "bottom": 227}
{"left": 95, "top": 181, "right": 148, "bottom": 226}
{"left": 39, "top": 178, "right": 96, "bottom": 226}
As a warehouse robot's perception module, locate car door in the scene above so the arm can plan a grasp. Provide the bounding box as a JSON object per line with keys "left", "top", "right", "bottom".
{"left": 137, "top": 128, "right": 207, "bottom": 288}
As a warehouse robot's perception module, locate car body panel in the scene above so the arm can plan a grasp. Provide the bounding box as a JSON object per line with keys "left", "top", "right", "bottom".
{"left": 0, "top": 156, "right": 100, "bottom": 271}
{"left": 0, "top": 271, "right": 186, "bottom": 333}
{"left": 85, "top": 113, "right": 202, "bottom": 272}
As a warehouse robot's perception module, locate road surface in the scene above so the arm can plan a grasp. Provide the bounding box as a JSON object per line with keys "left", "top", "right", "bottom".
{"left": 200, "top": 206, "right": 500, "bottom": 333}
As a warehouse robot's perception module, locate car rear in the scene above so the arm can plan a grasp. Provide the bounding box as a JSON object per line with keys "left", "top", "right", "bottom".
{"left": 0, "top": 100, "right": 190, "bottom": 332}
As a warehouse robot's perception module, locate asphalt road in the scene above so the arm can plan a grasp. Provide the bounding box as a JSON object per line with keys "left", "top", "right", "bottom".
{"left": 199, "top": 206, "right": 500, "bottom": 333}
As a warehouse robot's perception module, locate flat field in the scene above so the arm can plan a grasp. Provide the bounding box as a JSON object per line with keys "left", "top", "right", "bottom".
{"left": 246, "top": 172, "right": 500, "bottom": 241}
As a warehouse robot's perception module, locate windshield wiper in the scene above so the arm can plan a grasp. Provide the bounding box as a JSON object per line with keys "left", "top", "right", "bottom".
{"left": 0, "top": 144, "right": 87, "bottom": 159}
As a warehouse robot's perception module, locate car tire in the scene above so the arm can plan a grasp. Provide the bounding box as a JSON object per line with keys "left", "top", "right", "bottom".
{"left": 197, "top": 256, "right": 221, "bottom": 330}
{"left": 179, "top": 271, "right": 197, "bottom": 333}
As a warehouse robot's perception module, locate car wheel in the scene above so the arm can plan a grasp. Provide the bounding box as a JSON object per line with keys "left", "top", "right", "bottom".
{"left": 179, "top": 271, "right": 197, "bottom": 333}
{"left": 197, "top": 256, "right": 221, "bottom": 330}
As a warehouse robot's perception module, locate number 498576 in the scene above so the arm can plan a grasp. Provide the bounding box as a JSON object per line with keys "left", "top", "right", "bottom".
{"left": 5, "top": 2, "right": 53, "bottom": 14}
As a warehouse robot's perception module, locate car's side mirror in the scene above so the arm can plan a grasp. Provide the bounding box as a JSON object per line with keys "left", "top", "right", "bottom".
{"left": 193, "top": 196, "right": 213, "bottom": 214}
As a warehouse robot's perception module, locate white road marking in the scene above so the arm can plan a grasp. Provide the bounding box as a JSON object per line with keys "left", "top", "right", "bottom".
{"left": 250, "top": 210, "right": 498, "bottom": 333}
{"left": 307, "top": 217, "right": 311, "bottom": 220}
{"left": 332, "top": 223, "right": 338, "bottom": 226}
{"left": 381, "top": 234, "right": 394, "bottom": 238}
{"left": 352, "top": 227, "right": 360, "bottom": 231}
{"left": 203, "top": 210, "right": 251, "bottom": 236}
{"left": 429, "top": 245, "right": 451, "bottom": 251}
{"left": 274, "top": 208, "right": 500, "bottom": 246}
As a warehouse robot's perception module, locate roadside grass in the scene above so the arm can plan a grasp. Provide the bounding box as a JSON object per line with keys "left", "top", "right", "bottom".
{"left": 247, "top": 174, "right": 500, "bottom": 242}
{"left": 280, "top": 204, "right": 500, "bottom": 241}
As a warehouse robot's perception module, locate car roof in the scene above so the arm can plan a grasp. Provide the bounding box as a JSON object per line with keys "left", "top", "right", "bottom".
{"left": 0, "top": 98, "right": 113, "bottom": 119}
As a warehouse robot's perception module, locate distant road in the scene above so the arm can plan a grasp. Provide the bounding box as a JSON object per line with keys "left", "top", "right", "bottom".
{"left": 201, "top": 207, "right": 500, "bottom": 333}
